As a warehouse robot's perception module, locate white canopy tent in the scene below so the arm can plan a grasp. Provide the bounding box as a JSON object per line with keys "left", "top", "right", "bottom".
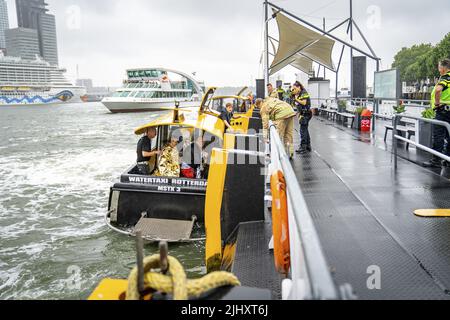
{"left": 270, "top": 11, "right": 336, "bottom": 76}
{"left": 263, "top": 1, "right": 381, "bottom": 99}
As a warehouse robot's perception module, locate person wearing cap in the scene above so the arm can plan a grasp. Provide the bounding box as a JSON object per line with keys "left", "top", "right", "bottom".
{"left": 136, "top": 127, "right": 160, "bottom": 175}
{"left": 256, "top": 97, "right": 296, "bottom": 159}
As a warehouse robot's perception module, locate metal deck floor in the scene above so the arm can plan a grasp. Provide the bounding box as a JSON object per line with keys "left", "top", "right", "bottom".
{"left": 232, "top": 220, "right": 283, "bottom": 300}
{"left": 291, "top": 117, "right": 450, "bottom": 300}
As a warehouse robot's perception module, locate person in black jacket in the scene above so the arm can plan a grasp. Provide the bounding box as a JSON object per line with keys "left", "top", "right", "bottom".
{"left": 136, "top": 127, "right": 160, "bottom": 175}
{"left": 183, "top": 134, "right": 204, "bottom": 173}
{"left": 220, "top": 103, "right": 235, "bottom": 133}
{"left": 292, "top": 82, "right": 313, "bottom": 154}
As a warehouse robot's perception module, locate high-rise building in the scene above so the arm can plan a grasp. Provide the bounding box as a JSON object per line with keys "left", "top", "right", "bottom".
{"left": 5, "top": 27, "right": 40, "bottom": 60}
{"left": 0, "top": 0, "right": 9, "bottom": 52}
{"left": 39, "top": 13, "right": 58, "bottom": 65}
{"left": 15, "top": 0, "right": 58, "bottom": 65}
{"left": 16, "top": 0, "right": 47, "bottom": 29}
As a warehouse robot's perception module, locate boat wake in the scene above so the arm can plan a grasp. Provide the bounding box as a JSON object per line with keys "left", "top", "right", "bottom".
{"left": 0, "top": 103, "right": 205, "bottom": 299}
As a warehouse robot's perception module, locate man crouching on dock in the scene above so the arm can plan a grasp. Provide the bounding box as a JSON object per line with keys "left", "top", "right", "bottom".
{"left": 136, "top": 128, "right": 160, "bottom": 175}
{"left": 257, "top": 97, "right": 296, "bottom": 159}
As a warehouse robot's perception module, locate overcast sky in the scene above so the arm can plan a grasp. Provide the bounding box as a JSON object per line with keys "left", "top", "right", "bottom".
{"left": 5, "top": 0, "right": 450, "bottom": 88}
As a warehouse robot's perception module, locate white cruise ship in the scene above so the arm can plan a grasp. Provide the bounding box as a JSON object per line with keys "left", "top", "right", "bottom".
{"left": 101, "top": 68, "right": 204, "bottom": 113}
{"left": 0, "top": 54, "right": 86, "bottom": 106}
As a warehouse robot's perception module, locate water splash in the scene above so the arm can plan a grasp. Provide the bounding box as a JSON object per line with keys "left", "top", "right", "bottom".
{"left": 0, "top": 103, "right": 205, "bottom": 300}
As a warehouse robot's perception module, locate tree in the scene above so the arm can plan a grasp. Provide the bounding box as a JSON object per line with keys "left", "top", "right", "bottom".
{"left": 392, "top": 33, "right": 450, "bottom": 83}
{"left": 433, "top": 32, "right": 450, "bottom": 71}
{"left": 392, "top": 44, "right": 433, "bottom": 82}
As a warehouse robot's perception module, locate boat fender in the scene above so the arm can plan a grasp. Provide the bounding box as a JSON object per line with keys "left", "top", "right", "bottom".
{"left": 270, "top": 170, "right": 291, "bottom": 275}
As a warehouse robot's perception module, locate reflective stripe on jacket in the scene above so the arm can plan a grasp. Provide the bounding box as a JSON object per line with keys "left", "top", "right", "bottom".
{"left": 432, "top": 72, "right": 450, "bottom": 108}
{"left": 261, "top": 98, "right": 297, "bottom": 137}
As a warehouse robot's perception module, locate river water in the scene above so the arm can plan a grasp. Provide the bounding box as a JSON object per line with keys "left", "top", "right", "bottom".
{"left": 0, "top": 102, "right": 205, "bottom": 300}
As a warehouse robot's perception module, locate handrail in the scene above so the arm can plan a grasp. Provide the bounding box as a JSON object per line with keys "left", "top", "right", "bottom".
{"left": 269, "top": 124, "right": 339, "bottom": 300}
{"left": 392, "top": 114, "right": 450, "bottom": 169}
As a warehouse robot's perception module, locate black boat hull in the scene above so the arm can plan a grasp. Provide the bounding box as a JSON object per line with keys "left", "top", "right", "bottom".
{"left": 108, "top": 166, "right": 207, "bottom": 228}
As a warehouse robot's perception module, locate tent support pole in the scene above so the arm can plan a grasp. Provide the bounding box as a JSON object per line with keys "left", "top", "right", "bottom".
{"left": 352, "top": 20, "right": 378, "bottom": 59}
{"left": 267, "top": 1, "right": 379, "bottom": 61}
{"left": 350, "top": 0, "right": 354, "bottom": 101}
{"left": 264, "top": 1, "right": 270, "bottom": 88}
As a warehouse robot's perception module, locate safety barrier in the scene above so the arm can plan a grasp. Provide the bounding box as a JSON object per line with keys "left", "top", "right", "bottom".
{"left": 392, "top": 114, "right": 450, "bottom": 169}
{"left": 268, "top": 124, "right": 345, "bottom": 300}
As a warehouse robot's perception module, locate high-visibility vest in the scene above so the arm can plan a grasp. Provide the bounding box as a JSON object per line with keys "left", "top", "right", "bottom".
{"left": 431, "top": 71, "right": 450, "bottom": 108}
{"left": 295, "top": 90, "right": 311, "bottom": 110}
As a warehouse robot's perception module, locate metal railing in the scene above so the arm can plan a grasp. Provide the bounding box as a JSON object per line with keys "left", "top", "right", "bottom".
{"left": 393, "top": 114, "right": 450, "bottom": 169}
{"left": 268, "top": 124, "right": 341, "bottom": 300}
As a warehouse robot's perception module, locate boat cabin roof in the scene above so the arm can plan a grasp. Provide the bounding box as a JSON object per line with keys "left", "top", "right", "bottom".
{"left": 212, "top": 95, "right": 251, "bottom": 101}
{"left": 134, "top": 107, "right": 225, "bottom": 139}
{"left": 134, "top": 87, "right": 254, "bottom": 138}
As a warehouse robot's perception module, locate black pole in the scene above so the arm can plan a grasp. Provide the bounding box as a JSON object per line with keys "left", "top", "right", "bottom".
{"left": 350, "top": 0, "right": 354, "bottom": 101}
{"left": 264, "top": 1, "right": 269, "bottom": 88}
{"left": 323, "top": 17, "right": 326, "bottom": 79}
{"left": 352, "top": 20, "right": 378, "bottom": 59}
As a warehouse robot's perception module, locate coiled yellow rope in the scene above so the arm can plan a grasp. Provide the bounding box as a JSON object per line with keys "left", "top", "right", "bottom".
{"left": 126, "top": 254, "right": 240, "bottom": 300}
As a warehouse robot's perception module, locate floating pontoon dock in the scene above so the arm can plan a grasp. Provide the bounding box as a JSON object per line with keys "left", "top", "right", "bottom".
{"left": 231, "top": 117, "right": 450, "bottom": 300}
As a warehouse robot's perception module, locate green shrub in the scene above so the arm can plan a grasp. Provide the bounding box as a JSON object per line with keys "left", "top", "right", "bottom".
{"left": 337, "top": 100, "right": 347, "bottom": 112}
{"left": 393, "top": 105, "right": 406, "bottom": 114}
{"left": 355, "top": 107, "right": 365, "bottom": 115}
{"left": 422, "top": 108, "right": 436, "bottom": 119}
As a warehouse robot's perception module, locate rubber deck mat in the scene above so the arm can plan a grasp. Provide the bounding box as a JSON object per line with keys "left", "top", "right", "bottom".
{"left": 290, "top": 118, "right": 450, "bottom": 300}
{"left": 232, "top": 221, "right": 283, "bottom": 300}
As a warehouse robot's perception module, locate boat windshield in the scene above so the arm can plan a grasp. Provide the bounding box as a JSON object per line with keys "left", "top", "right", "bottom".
{"left": 200, "top": 89, "right": 217, "bottom": 113}
{"left": 111, "top": 91, "right": 192, "bottom": 99}
{"left": 211, "top": 97, "right": 248, "bottom": 113}
{"left": 112, "top": 91, "right": 132, "bottom": 98}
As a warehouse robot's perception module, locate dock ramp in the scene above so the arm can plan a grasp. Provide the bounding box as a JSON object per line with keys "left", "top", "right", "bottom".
{"left": 134, "top": 216, "right": 197, "bottom": 243}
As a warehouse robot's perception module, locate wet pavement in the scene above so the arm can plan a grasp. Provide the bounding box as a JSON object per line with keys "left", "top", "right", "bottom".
{"left": 291, "top": 116, "right": 450, "bottom": 299}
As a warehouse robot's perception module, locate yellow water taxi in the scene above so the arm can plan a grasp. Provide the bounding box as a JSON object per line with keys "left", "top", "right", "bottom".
{"left": 105, "top": 87, "right": 263, "bottom": 243}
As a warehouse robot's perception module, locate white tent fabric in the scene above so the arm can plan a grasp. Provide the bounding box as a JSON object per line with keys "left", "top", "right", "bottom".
{"left": 270, "top": 54, "right": 313, "bottom": 75}
{"left": 270, "top": 11, "right": 335, "bottom": 75}
{"left": 269, "top": 37, "right": 313, "bottom": 75}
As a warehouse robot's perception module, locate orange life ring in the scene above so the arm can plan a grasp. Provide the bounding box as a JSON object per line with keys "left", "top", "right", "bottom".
{"left": 270, "top": 170, "right": 291, "bottom": 275}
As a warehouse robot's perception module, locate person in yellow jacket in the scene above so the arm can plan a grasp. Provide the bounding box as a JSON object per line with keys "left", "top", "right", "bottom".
{"left": 267, "top": 83, "right": 278, "bottom": 99}
{"left": 256, "top": 97, "right": 297, "bottom": 159}
{"left": 277, "top": 86, "right": 286, "bottom": 101}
